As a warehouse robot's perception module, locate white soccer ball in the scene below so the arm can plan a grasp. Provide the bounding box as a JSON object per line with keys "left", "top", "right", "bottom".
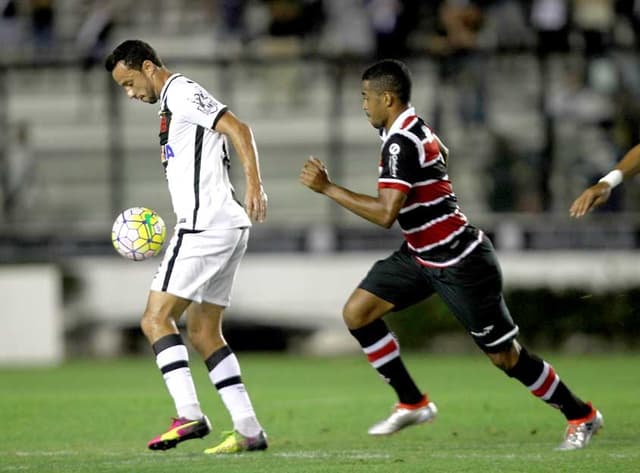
{"left": 111, "top": 207, "right": 167, "bottom": 261}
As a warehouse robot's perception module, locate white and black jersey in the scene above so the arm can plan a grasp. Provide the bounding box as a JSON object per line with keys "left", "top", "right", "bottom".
{"left": 158, "top": 74, "right": 250, "bottom": 231}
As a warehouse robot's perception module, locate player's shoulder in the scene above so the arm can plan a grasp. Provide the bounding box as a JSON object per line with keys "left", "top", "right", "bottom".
{"left": 383, "top": 131, "right": 420, "bottom": 156}
{"left": 166, "top": 75, "right": 208, "bottom": 99}
{"left": 166, "top": 76, "right": 222, "bottom": 114}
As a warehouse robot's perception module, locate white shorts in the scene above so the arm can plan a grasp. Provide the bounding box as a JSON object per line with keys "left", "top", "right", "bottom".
{"left": 150, "top": 227, "right": 249, "bottom": 306}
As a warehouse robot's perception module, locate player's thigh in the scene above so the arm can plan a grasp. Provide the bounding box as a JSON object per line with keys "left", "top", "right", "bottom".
{"left": 186, "top": 301, "right": 225, "bottom": 336}
{"left": 432, "top": 237, "right": 518, "bottom": 351}
{"left": 343, "top": 288, "right": 395, "bottom": 329}
{"left": 144, "top": 290, "right": 191, "bottom": 318}
{"left": 355, "top": 248, "right": 433, "bottom": 315}
{"left": 200, "top": 228, "right": 249, "bottom": 307}
{"left": 151, "top": 228, "right": 247, "bottom": 304}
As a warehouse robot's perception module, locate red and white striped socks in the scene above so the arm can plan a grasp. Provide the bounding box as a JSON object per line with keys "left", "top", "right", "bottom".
{"left": 350, "top": 319, "right": 424, "bottom": 405}
{"left": 507, "top": 346, "right": 592, "bottom": 420}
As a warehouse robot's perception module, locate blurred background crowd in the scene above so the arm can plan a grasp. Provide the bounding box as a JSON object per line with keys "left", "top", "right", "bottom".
{"left": 2, "top": 1, "right": 640, "bottom": 256}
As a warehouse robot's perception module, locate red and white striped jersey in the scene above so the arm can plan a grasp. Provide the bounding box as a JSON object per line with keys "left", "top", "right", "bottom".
{"left": 378, "top": 107, "right": 483, "bottom": 267}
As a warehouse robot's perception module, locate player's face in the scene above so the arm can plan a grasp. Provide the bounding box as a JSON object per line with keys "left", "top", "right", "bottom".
{"left": 361, "top": 80, "right": 387, "bottom": 129}
{"left": 111, "top": 61, "right": 159, "bottom": 104}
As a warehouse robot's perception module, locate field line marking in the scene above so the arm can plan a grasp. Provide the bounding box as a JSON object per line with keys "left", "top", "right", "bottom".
{"left": 274, "top": 450, "right": 391, "bottom": 460}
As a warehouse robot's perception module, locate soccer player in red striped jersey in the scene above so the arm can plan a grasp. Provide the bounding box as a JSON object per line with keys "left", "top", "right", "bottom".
{"left": 300, "top": 59, "right": 602, "bottom": 450}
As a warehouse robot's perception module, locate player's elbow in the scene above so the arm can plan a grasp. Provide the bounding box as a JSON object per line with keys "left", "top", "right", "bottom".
{"left": 232, "top": 119, "right": 253, "bottom": 140}
{"left": 378, "top": 212, "right": 397, "bottom": 229}
{"left": 379, "top": 219, "right": 394, "bottom": 229}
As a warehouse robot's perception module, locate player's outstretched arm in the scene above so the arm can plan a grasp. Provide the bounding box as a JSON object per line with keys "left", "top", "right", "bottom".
{"left": 299, "top": 157, "right": 406, "bottom": 228}
{"left": 569, "top": 143, "right": 640, "bottom": 218}
{"left": 215, "top": 111, "right": 267, "bottom": 223}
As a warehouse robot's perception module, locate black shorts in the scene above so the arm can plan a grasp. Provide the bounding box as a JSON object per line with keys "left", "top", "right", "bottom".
{"left": 358, "top": 236, "right": 519, "bottom": 352}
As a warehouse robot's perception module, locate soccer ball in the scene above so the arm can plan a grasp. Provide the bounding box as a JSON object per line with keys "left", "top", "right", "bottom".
{"left": 111, "top": 207, "right": 167, "bottom": 261}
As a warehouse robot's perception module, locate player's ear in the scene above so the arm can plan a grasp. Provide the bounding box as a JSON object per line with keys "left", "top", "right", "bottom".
{"left": 382, "top": 91, "right": 393, "bottom": 107}
{"left": 142, "top": 59, "right": 156, "bottom": 76}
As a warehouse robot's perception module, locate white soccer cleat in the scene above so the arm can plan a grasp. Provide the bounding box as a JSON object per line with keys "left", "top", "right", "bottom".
{"left": 556, "top": 405, "right": 604, "bottom": 451}
{"left": 368, "top": 397, "right": 437, "bottom": 436}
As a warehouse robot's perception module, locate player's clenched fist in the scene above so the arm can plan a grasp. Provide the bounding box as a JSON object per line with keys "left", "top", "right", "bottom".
{"left": 300, "top": 157, "right": 330, "bottom": 193}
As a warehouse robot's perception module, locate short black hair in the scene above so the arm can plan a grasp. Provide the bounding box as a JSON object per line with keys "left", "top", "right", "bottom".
{"left": 104, "top": 40, "right": 163, "bottom": 72}
{"left": 361, "top": 59, "right": 412, "bottom": 104}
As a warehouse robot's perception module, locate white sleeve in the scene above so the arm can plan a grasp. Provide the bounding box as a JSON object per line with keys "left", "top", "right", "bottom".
{"left": 168, "top": 81, "right": 227, "bottom": 130}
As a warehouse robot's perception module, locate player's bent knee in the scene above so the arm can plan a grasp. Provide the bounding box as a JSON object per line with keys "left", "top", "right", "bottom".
{"left": 187, "top": 323, "right": 223, "bottom": 345}
{"left": 488, "top": 353, "right": 512, "bottom": 372}
{"left": 140, "top": 309, "right": 171, "bottom": 337}
{"left": 343, "top": 295, "right": 392, "bottom": 329}
{"left": 342, "top": 303, "right": 382, "bottom": 330}
{"left": 485, "top": 341, "right": 520, "bottom": 371}
{"left": 342, "top": 302, "right": 366, "bottom": 329}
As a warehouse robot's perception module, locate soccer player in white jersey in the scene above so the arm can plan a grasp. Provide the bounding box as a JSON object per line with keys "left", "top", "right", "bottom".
{"left": 105, "top": 40, "right": 268, "bottom": 454}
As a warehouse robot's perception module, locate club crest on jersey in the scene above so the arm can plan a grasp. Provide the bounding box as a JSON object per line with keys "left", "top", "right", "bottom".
{"left": 159, "top": 114, "right": 168, "bottom": 133}
{"left": 158, "top": 109, "right": 172, "bottom": 145}
{"left": 192, "top": 88, "right": 218, "bottom": 114}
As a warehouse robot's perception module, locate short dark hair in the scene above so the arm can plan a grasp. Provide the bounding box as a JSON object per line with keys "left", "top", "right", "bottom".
{"left": 361, "top": 59, "right": 412, "bottom": 104}
{"left": 104, "top": 40, "right": 163, "bottom": 72}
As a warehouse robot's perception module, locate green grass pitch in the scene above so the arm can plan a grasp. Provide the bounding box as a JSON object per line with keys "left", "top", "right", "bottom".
{"left": 1, "top": 353, "right": 638, "bottom": 472}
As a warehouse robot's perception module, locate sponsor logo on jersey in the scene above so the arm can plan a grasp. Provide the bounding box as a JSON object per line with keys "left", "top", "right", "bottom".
{"left": 160, "top": 144, "right": 175, "bottom": 171}
{"left": 388, "top": 143, "right": 400, "bottom": 177}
